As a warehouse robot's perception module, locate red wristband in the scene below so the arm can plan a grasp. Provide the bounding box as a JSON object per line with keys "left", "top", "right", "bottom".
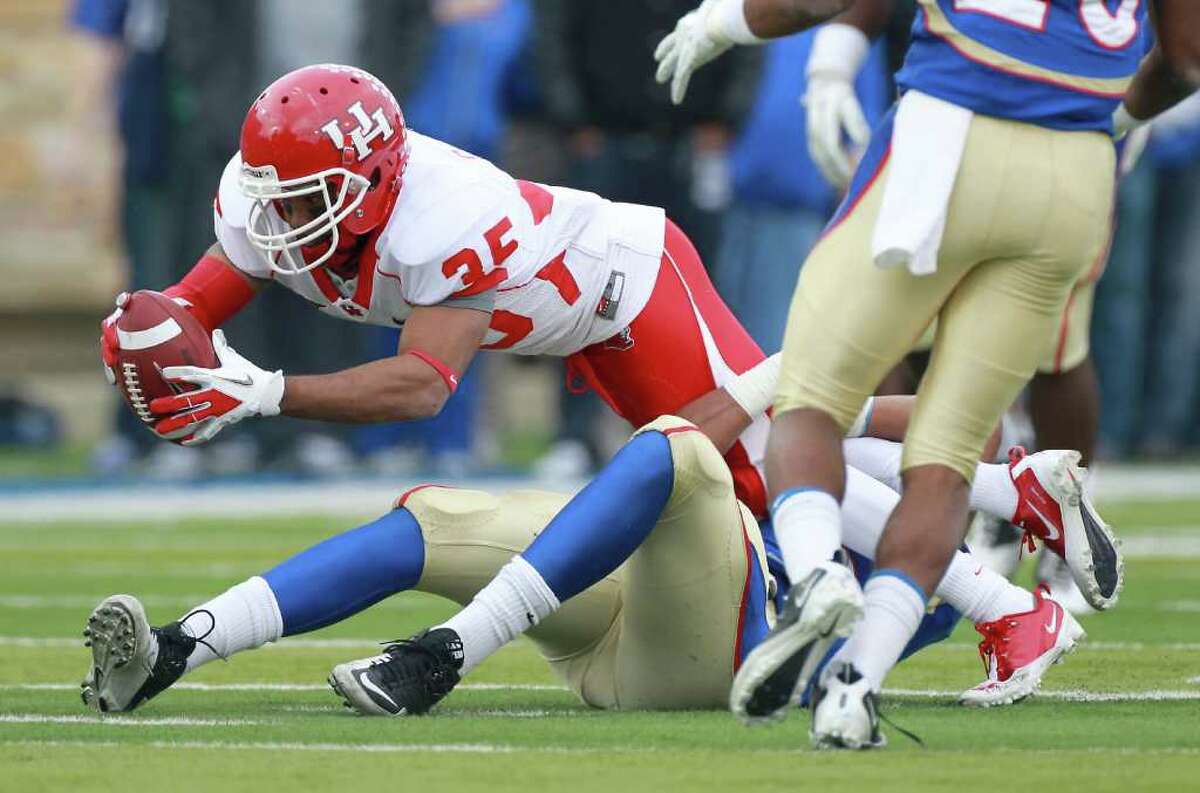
{"left": 407, "top": 349, "right": 460, "bottom": 393}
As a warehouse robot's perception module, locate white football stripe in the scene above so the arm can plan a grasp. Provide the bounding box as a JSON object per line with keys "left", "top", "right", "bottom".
{"left": 0, "top": 714, "right": 264, "bottom": 726}
{"left": 4, "top": 634, "right": 1200, "bottom": 652}
{"left": 116, "top": 318, "right": 182, "bottom": 351}
{"left": 884, "top": 688, "right": 1200, "bottom": 702}
{"left": 0, "top": 681, "right": 565, "bottom": 692}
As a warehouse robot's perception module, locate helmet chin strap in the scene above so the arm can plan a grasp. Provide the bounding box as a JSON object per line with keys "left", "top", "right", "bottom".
{"left": 303, "top": 225, "right": 371, "bottom": 278}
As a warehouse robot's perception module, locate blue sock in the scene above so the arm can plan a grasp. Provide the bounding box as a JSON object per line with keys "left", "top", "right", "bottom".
{"left": 262, "top": 509, "right": 424, "bottom": 636}
{"left": 522, "top": 431, "right": 675, "bottom": 602}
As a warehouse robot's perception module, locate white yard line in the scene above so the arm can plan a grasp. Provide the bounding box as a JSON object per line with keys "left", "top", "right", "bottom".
{"left": 0, "top": 595, "right": 424, "bottom": 611}
{"left": 4, "top": 634, "right": 1199, "bottom": 652}
{"left": 0, "top": 464, "right": 1194, "bottom": 525}
{"left": 2, "top": 681, "right": 1196, "bottom": 701}
{"left": 0, "top": 714, "right": 266, "bottom": 726}
{"left": 0, "top": 682, "right": 565, "bottom": 693}
{"left": 884, "top": 688, "right": 1200, "bottom": 702}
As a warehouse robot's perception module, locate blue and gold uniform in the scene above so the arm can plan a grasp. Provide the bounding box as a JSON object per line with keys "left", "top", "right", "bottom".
{"left": 775, "top": 0, "right": 1142, "bottom": 480}
{"left": 900, "top": 0, "right": 1148, "bottom": 132}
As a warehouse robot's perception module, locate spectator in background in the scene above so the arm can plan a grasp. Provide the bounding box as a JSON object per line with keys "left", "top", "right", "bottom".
{"left": 530, "top": 0, "right": 762, "bottom": 476}
{"left": 356, "top": 0, "right": 532, "bottom": 476}
{"left": 69, "top": 0, "right": 174, "bottom": 476}
{"left": 713, "top": 31, "right": 891, "bottom": 353}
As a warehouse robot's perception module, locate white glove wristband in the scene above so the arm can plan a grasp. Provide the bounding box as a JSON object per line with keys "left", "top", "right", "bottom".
{"left": 260, "top": 373, "right": 285, "bottom": 417}
{"left": 845, "top": 397, "right": 875, "bottom": 438}
{"left": 724, "top": 353, "right": 781, "bottom": 417}
{"left": 807, "top": 23, "right": 870, "bottom": 80}
{"left": 708, "top": 0, "right": 762, "bottom": 45}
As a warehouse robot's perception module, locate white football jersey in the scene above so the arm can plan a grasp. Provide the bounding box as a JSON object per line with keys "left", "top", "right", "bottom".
{"left": 214, "top": 131, "right": 664, "bottom": 356}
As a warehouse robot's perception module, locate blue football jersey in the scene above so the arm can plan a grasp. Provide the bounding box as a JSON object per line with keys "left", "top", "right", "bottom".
{"left": 896, "top": 0, "right": 1149, "bottom": 132}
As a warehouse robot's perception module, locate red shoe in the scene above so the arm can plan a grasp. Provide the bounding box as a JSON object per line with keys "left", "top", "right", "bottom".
{"left": 959, "top": 586, "right": 1085, "bottom": 708}
{"left": 1008, "top": 447, "right": 1123, "bottom": 610}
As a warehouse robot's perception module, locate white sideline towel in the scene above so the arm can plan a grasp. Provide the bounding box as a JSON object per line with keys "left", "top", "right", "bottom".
{"left": 871, "top": 90, "right": 973, "bottom": 276}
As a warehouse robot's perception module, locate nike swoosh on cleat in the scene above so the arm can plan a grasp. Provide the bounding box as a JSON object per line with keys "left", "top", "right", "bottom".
{"left": 1044, "top": 609, "right": 1058, "bottom": 634}
{"left": 1027, "top": 503, "right": 1061, "bottom": 542}
{"left": 355, "top": 671, "right": 399, "bottom": 712}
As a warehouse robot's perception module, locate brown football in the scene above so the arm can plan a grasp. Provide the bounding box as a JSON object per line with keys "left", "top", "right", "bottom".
{"left": 112, "top": 290, "right": 217, "bottom": 435}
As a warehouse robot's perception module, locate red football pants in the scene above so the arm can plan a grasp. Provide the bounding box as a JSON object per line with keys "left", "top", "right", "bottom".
{"left": 567, "top": 220, "right": 770, "bottom": 517}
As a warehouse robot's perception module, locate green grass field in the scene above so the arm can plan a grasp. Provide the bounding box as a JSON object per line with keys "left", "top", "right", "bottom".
{"left": 2, "top": 497, "right": 1198, "bottom": 792}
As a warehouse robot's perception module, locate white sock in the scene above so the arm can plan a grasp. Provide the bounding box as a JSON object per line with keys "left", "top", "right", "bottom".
{"left": 969, "top": 462, "right": 1018, "bottom": 520}
{"left": 180, "top": 576, "right": 283, "bottom": 673}
{"left": 772, "top": 488, "right": 842, "bottom": 583}
{"left": 841, "top": 437, "right": 903, "bottom": 493}
{"left": 836, "top": 572, "right": 926, "bottom": 692}
{"left": 936, "top": 550, "right": 1034, "bottom": 623}
{"left": 436, "top": 556, "right": 560, "bottom": 675}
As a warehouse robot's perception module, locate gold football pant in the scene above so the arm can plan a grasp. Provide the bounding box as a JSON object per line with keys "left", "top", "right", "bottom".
{"left": 776, "top": 113, "right": 1115, "bottom": 480}
{"left": 404, "top": 416, "right": 771, "bottom": 710}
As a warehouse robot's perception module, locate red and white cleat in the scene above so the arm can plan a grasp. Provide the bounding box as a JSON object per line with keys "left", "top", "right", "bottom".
{"left": 959, "top": 587, "right": 1085, "bottom": 708}
{"left": 1007, "top": 447, "right": 1123, "bottom": 610}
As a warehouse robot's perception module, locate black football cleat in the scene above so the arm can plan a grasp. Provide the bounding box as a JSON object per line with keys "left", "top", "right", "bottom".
{"left": 328, "top": 628, "right": 464, "bottom": 716}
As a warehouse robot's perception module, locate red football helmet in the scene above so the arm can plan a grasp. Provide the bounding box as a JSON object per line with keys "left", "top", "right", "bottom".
{"left": 238, "top": 64, "right": 409, "bottom": 275}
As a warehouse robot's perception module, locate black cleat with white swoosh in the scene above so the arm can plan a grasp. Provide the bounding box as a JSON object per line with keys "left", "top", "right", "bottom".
{"left": 328, "top": 628, "right": 464, "bottom": 716}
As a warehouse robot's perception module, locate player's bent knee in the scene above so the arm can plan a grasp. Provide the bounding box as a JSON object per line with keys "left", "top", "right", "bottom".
{"left": 633, "top": 415, "right": 732, "bottom": 497}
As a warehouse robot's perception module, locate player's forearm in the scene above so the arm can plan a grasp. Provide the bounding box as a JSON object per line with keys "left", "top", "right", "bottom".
{"left": 1153, "top": 0, "right": 1200, "bottom": 85}
{"left": 862, "top": 394, "right": 1002, "bottom": 460}
{"left": 280, "top": 357, "right": 451, "bottom": 423}
{"left": 744, "top": 0, "right": 855, "bottom": 38}
{"left": 1123, "top": 45, "right": 1200, "bottom": 123}
{"left": 828, "top": 0, "right": 891, "bottom": 38}
{"left": 162, "top": 243, "right": 261, "bottom": 330}
{"left": 675, "top": 388, "right": 753, "bottom": 454}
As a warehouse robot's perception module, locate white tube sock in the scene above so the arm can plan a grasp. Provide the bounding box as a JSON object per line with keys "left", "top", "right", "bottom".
{"left": 771, "top": 489, "right": 842, "bottom": 584}
{"left": 936, "top": 550, "right": 1034, "bottom": 623}
{"left": 836, "top": 573, "right": 926, "bottom": 692}
{"left": 436, "top": 556, "right": 560, "bottom": 675}
{"left": 969, "top": 462, "right": 1018, "bottom": 521}
{"left": 180, "top": 576, "right": 283, "bottom": 673}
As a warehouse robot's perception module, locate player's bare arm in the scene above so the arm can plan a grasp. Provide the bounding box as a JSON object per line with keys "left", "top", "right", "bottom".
{"left": 1120, "top": 1, "right": 1200, "bottom": 130}
{"left": 280, "top": 303, "right": 489, "bottom": 423}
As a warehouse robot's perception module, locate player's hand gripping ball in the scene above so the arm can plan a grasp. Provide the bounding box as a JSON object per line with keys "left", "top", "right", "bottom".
{"left": 102, "top": 290, "right": 218, "bottom": 443}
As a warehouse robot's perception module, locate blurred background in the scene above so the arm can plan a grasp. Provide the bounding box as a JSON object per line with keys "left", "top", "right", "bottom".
{"left": 3, "top": 0, "right": 1200, "bottom": 495}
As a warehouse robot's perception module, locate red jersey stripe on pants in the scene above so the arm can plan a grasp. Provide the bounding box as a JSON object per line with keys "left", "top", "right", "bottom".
{"left": 566, "top": 219, "right": 771, "bottom": 517}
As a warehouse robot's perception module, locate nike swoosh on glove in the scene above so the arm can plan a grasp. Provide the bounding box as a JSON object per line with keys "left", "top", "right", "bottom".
{"left": 150, "top": 329, "right": 284, "bottom": 446}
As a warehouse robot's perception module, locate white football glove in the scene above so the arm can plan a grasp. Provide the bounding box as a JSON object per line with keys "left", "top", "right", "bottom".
{"left": 151, "top": 329, "right": 284, "bottom": 446}
{"left": 804, "top": 23, "right": 872, "bottom": 188}
{"left": 655, "top": 0, "right": 761, "bottom": 106}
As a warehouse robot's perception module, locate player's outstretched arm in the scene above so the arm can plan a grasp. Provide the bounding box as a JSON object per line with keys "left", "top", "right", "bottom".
{"left": 655, "top": 0, "right": 853, "bottom": 105}
{"left": 1116, "top": 0, "right": 1200, "bottom": 134}
{"left": 280, "top": 304, "right": 489, "bottom": 423}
